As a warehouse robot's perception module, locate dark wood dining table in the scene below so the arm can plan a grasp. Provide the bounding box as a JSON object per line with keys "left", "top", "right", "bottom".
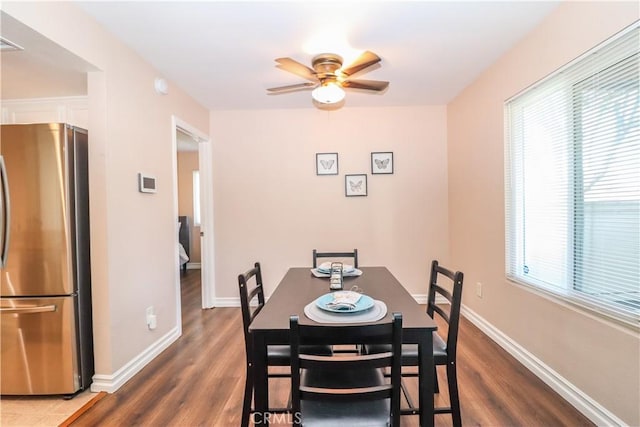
{"left": 249, "top": 266, "right": 437, "bottom": 426}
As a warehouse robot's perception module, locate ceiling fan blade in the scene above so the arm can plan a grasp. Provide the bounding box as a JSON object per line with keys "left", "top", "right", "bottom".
{"left": 267, "top": 82, "right": 317, "bottom": 93}
{"left": 275, "top": 57, "right": 318, "bottom": 82}
{"left": 340, "top": 51, "right": 382, "bottom": 76}
{"left": 342, "top": 79, "right": 389, "bottom": 91}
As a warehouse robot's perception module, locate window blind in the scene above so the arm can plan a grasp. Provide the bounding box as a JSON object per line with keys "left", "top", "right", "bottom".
{"left": 505, "top": 23, "right": 639, "bottom": 326}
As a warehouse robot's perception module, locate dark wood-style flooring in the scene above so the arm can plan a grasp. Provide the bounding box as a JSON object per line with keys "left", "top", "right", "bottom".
{"left": 71, "top": 269, "right": 594, "bottom": 426}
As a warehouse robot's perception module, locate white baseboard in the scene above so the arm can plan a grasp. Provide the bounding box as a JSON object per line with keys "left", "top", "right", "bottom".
{"left": 90, "top": 326, "right": 180, "bottom": 393}
{"left": 186, "top": 262, "right": 200, "bottom": 270}
{"left": 412, "top": 294, "right": 450, "bottom": 305}
{"left": 461, "top": 305, "right": 625, "bottom": 427}
{"left": 412, "top": 294, "right": 428, "bottom": 304}
{"left": 213, "top": 297, "right": 241, "bottom": 307}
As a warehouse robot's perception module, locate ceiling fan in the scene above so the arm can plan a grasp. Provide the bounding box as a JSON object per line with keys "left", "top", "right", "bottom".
{"left": 267, "top": 51, "right": 389, "bottom": 104}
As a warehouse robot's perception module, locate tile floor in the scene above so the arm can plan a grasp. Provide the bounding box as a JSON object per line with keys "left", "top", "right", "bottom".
{"left": 0, "top": 389, "right": 97, "bottom": 426}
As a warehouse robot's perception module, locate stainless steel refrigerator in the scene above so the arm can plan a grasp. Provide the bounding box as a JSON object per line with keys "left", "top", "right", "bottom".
{"left": 0, "top": 123, "right": 93, "bottom": 396}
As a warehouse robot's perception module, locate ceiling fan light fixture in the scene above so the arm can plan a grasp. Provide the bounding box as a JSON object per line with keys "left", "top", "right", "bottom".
{"left": 269, "top": 50, "right": 386, "bottom": 108}
{"left": 311, "top": 83, "right": 345, "bottom": 104}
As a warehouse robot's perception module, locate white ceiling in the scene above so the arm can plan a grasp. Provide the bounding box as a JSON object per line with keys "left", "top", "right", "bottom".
{"left": 73, "top": 1, "right": 560, "bottom": 110}
{"left": 1, "top": 2, "right": 560, "bottom": 110}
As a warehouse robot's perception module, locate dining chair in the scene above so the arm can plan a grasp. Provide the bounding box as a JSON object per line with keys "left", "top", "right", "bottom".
{"left": 289, "top": 312, "right": 403, "bottom": 427}
{"left": 312, "top": 248, "right": 359, "bottom": 268}
{"left": 237, "top": 262, "right": 332, "bottom": 427}
{"left": 365, "top": 260, "right": 464, "bottom": 427}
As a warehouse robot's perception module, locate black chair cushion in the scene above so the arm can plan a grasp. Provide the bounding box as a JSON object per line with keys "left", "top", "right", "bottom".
{"left": 267, "top": 345, "right": 333, "bottom": 366}
{"left": 364, "top": 332, "right": 447, "bottom": 365}
{"left": 299, "top": 367, "right": 390, "bottom": 427}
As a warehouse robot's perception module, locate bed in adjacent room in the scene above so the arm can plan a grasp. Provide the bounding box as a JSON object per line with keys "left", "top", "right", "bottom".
{"left": 178, "top": 216, "right": 191, "bottom": 273}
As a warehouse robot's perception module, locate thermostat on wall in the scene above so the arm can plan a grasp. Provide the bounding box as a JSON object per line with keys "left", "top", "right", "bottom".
{"left": 138, "top": 173, "right": 157, "bottom": 193}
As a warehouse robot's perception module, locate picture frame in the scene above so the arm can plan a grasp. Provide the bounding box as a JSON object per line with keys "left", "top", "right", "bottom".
{"left": 345, "top": 174, "right": 367, "bottom": 197}
{"left": 316, "top": 152, "right": 339, "bottom": 175}
{"left": 371, "top": 151, "right": 394, "bottom": 174}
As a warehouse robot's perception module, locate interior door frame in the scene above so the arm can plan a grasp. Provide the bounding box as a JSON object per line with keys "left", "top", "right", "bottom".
{"left": 171, "top": 115, "right": 215, "bottom": 314}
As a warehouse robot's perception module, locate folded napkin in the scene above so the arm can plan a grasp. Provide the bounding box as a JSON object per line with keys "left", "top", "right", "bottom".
{"left": 325, "top": 291, "right": 362, "bottom": 311}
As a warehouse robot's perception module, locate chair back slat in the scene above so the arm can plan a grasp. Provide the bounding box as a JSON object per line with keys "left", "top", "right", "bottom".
{"left": 430, "top": 302, "right": 450, "bottom": 324}
{"left": 291, "top": 321, "right": 395, "bottom": 345}
{"left": 246, "top": 285, "right": 263, "bottom": 304}
{"left": 300, "top": 384, "right": 393, "bottom": 402}
{"left": 432, "top": 283, "right": 453, "bottom": 302}
{"left": 300, "top": 352, "right": 393, "bottom": 371}
{"left": 434, "top": 263, "right": 459, "bottom": 282}
{"left": 312, "top": 248, "right": 359, "bottom": 268}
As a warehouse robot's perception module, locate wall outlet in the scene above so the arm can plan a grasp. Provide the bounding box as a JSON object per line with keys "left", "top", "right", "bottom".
{"left": 476, "top": 282, "right": 483, "bottom": 298}
{"left": 146, "top": 306, "right": 156, "bottom": 330}
{"left": 147, "top": 314, "right": 157, "bottom": 330}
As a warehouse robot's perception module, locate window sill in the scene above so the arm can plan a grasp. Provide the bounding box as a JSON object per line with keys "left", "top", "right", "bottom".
{"left": 507, "top": 277, "right": 640, "bottom": 333}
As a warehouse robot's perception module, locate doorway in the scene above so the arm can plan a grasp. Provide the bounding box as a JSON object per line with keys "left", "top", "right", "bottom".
{"left": 172, "top": 116, "right": 214, "bottom": 321}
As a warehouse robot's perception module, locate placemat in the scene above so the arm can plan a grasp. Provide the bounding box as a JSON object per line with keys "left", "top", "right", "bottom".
{"left": 304, "top": 300, "right": 387, "bottom": 324}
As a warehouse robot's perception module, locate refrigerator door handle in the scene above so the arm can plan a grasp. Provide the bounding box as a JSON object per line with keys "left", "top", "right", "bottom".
{"left": 0, "top": 155, "right": 10, "bottom": 268}
{"left": 0, "top": 304, "right": 57, "bottom": 315}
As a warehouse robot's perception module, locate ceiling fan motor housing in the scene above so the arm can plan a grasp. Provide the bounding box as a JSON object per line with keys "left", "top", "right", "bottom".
{"left": 312, "top": 53, "right": 343, "bottom": 78}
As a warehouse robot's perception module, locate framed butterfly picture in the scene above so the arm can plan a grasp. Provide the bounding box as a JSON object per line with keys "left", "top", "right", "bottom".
{"left": 316, "top": 152, "right": 339, "bottom": 175}
{"left": 345, "top": 174, "right": 367, "bottom": 197}
{"left": 371, "top": 152, "right": 394, "bottom": 174}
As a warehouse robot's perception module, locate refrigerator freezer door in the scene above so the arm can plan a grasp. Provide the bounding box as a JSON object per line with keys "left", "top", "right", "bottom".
{"left": 0, "top": 296, "right": 80, "bottom": 395}
{"left": 0, "top": 124, "right": 74, "bottom": 297}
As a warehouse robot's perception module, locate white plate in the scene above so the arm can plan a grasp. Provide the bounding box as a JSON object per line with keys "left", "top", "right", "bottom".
{"left": 317, "top": 262, "right": 355, "bottom": 273}
{"left": 304, "top": 300, "right": 387, "bottom": 324}
{"left": 310, "top": 268, "right": 363, "bottom": 278}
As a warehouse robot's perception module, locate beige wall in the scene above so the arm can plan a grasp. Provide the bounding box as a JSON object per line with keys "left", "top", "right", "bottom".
{"left": 448, "top": 2, "right": 639, "bottom": 425}
{"left": 177, "top": 151, "right": 201, "bottom": 262}
{"left": 3, "top": 2, "right": 209, "bottom": 380}
{"left": 211, "top": 106, "right": 449, "bottom": 299}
